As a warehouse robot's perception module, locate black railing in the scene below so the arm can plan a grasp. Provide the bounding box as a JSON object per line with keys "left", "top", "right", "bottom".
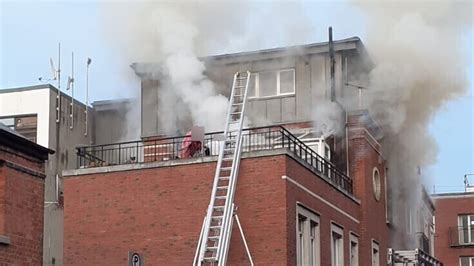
{"left": 76, "top": 126, "right": 353, "bottom": 194}
{"left": 448, "top": 226, "right": 474, "bottom": 247}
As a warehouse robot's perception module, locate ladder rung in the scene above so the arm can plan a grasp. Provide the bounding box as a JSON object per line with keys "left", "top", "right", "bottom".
{"left": 217, "top": 186, "right": 228, "bottom": 190}
{"left": 206, "top": 246, "right": 218, "bottom": 251}
{"left": 212, "top": 215, "right": 224, "bottom": 219}
{"left": 213, "top": 205, "right": 225, "bottom": 209}
{"left": 208, "top": 235, "right": 220, "bottom": 239}
{"left": 234, "top": 94, "right": 243, "bottom": 97}
{"left": 234, "top": 85, "right": 246, "bottom": 88}
{"left": 221, "top": 167, "right": 232, "bottom": 171}
{"left": 231, "top": 112, "right": 242, "bottom": 115}
{"left": 232, "top": 103, "right": 243, "bottom": 106}
{"left": 215, "top": 195, "right": 227, "bottom": 199}
{"left": 236, "top": 77, "right": 247, "bottom": 80}
{"left": 219, "top": 176, "right": 230, "bottom": 180}
{"left": 222, "top": 157, "right": 233, "bottom": 161}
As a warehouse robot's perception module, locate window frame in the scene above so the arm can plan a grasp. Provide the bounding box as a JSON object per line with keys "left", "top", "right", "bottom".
{"left": 459, "top": 256, "right": 474, "bottom": 266}
{"left": 371, "top": 240, "right": 380, "bottom": 266}
{"left": 372, "top": 167, "right": 381, "bottom": 201}
{"left": 248, "top": 68, "right": 296, "bottom": 99}
{"left": 458, "top": 214, "right": 474, "bottom": 245}
{"left": 349, "top": 233, "right": 359, "bottom": 266}
{"left": 296, "top": 205, "right": 321, "bottom": 266}
{"left": 330, "top": 223, "right": 344, "bottom": 266}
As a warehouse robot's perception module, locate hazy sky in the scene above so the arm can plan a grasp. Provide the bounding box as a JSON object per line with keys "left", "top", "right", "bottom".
{"left": 0, "top": 0, "right": 472, "bottom": 192}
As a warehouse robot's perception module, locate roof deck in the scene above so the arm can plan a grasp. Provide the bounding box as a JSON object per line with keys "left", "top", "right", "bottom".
{"left": 75, "top": 126, "right": 353, "bottom": 195}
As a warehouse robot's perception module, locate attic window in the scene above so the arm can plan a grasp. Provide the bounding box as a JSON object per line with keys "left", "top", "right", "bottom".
{"left": 248, "top": 69, "right": 295, "bottom": 98}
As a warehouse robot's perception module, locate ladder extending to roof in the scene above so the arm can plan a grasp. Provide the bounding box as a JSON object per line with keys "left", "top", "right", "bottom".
{"left": 194, "top": 71, "right": 253, "bottom": 266}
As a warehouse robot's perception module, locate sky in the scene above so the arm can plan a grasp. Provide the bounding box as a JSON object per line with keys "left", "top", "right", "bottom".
{"left": 0, "top": 0, "right": 472, "bottom": 193}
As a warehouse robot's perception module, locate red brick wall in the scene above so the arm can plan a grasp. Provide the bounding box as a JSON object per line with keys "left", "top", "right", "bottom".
{"left": 64, "top": 152, "right": 368, "bottom": 265}
{"left": 348, "top": 127, "right": 389, "bottom": 266}
{"left": 433, "top": 195, "right": 474, "bottom": 265}
{"left": 64, "top": 155, "right": 289, "bottom": 265}
{"left": 0, "top": 145, "right": 46, "bottom": 264}
{"left": 285, "top": 156, "right": 361, "bottom": 265}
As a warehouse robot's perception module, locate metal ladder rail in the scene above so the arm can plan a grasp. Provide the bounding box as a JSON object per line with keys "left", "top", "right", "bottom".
{"left": 197, "top": 71, "right": 249, "bottom": 264}
{"left": 218, "top": 71, "right": 251, "bottom": 263}
{"left": 197, "top": 73, "right": 237, "bottom": 263}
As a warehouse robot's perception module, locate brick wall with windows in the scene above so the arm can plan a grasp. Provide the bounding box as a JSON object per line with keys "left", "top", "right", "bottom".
{"left": 347, "top": 112, "right": 389, "bottom": 266}
{"left": 0, "top": 127, "right": 51, "bottom": 264}
{"left": 432, "top": 193, "right": 474, "bottom": 266}
{"left": 64, "top": 151, "right": 368, "bottom": 265}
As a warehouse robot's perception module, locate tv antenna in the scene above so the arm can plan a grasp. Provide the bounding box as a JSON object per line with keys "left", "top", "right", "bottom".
{"left": 84, "top": 57, "right": 92, "bottom": 136}
{"left": 66, "top": 52, "right": 75, "bottom": 129}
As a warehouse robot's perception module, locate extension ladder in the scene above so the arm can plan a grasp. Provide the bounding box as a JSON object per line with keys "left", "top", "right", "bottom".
{"left": 194, "top": 71, "right": 252, "bottom": 265}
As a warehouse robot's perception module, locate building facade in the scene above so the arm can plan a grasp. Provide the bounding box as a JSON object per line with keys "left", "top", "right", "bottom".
{"left": 0, "top": 124, "right": 53, "bottom": 264}
{"left": 61, "top": 37, "right": 398, "bottom": 265}
{"left": 64, "top": 112, "right": 388, "bottom": 265}
{"left": 433, "top": 191, "right": 474, "bottom": 266}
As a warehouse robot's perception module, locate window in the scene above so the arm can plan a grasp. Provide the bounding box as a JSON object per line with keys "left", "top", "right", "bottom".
{"left": 458, "top": 214, "right": 474, "bottom": 244}
{"left": 373, "top": 167, "right": 381, "bottom": 201}
{"left": 331, "top": 224, "right": 344, "bottom": 266}
{"left": 349, "top": 234, "right": 359, "bottom": 266}
{"left": 248, "top": 69, "right": 295, "bottom": 98}
{"left": 296, "top": 205, "right": 320, "bottom": 266}
{"left": 460, "top": 256, "right": 474, "bottom": 266}
{"left": 0, "top": 115, "right": 37, "bottom": 143}
{"left": 371, "top": 240, "right": 380, "bottom": 266}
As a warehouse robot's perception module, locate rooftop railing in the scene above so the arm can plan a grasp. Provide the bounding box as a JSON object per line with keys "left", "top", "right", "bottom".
{"left": 448, "top": 226, "right": 474, "bottom": 247}
{"left": 76, "top": 126, "right": 353, "bottom": 195}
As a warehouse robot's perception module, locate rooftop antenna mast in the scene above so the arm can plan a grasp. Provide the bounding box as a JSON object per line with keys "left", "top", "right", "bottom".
{"left": 85, "top": 58, "right": 91, "bottom": 136}
{"left": 67, "top": 52, "right": 75, "bottom": 129}
{"left": 56, "top": 43, "right": 62, "bottom": 124}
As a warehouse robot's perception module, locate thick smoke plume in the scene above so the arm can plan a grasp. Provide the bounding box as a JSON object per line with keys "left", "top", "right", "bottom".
{"left": 100, "top": 1, "right": 313, "bottom": 134}
{"left": 354, "top": 1, "right": 472, "bottom": 248}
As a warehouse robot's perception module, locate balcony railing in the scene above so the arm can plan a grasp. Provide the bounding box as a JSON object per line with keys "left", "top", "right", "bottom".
{"left": 448, "top": 226, "right": 474, "bottom": 247}
{"left": 76, "top": 126, "right": 353, "bottom": 195}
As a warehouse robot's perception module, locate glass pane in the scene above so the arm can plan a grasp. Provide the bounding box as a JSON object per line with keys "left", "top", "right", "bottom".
{"left": 259, "top": 71, "right": 277, "bottom": 97}
{"left": 459, "top": 256, "right": 470, "bottom": 266}
{"left": 0, "top": 117, "right": 14, "bottom": 127}
{"left": 280, "top": 70, "right": 295, "bottom": 94}
{"left": 248, "top": 73, "right": 257, "bottom": 97}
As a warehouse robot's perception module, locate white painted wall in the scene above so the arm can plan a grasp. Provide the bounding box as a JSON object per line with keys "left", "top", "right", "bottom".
{"left": 0, "top": 88, "right": 51, "bottom": 147}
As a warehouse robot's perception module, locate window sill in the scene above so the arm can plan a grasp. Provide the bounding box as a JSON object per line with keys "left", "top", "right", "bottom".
{"left": 248, "top": 93, "right": 295, "bottom": 101}
{"left": 0, "top": 235, "right": 11, "bottom": 245}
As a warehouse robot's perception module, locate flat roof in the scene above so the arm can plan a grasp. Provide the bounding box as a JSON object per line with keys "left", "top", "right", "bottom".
{"left": 132, "top": 36, "right": 372, "bottom": 77}
{"left": 0, "top": 83, "right": 89, "bottom": 109}
{"left": 0, "top": 123, "right": 54, "bottom": 160}
{"left": 431, "top": 191, "right": 474, "bottom": 199}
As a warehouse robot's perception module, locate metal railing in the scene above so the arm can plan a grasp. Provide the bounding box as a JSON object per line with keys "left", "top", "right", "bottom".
{"left": 448, "top": 226, "right": 474, "bottom": 246}
{"left": 76, "top": 126, "right": 353, "bottom": 194}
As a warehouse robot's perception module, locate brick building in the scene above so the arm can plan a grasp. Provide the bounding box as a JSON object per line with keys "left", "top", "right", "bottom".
{"left": 432, "top": 190, "right": 474, "bottom": 266}
{"left": 0, "top": 123, "right": 53, "bottom": 264}
{"left": 62, "top": 36, "right": 441, "bottom": 265}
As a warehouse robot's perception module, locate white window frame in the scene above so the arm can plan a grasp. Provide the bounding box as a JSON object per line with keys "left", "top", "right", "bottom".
{"left": 349, "top": 233, "right": 359, "bottom": 266}
{"left": 249, "top": 68, "right": 295, "bottom": 99}
{"left": 459, "top": 256, "right": 474, "bottom": 266}
{"left": 458, "top": 214, "right": 474, "bottom": 244}
{"left": 331, "top": 223, "right": 344, "bottom": 266}
{"left": 296, "top": 205, "right": 321, "bottom": 266}
{"left": 371, "top": 240, "right": 380, "bottom": 266}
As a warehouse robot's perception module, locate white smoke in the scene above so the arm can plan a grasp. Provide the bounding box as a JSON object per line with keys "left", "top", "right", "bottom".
{"left": 99, "top": 1, "right": 314, "bottom": 134}
{"left": 312, "top": 100, "right": 344, "bottom": 138}
{"left": 354, "top": 0, "right": 472, "bottom": 248}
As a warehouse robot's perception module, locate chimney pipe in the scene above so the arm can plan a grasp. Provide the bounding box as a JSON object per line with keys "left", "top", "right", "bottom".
{"left": 329, "top": 27, "right": 336, "bottom": 102}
